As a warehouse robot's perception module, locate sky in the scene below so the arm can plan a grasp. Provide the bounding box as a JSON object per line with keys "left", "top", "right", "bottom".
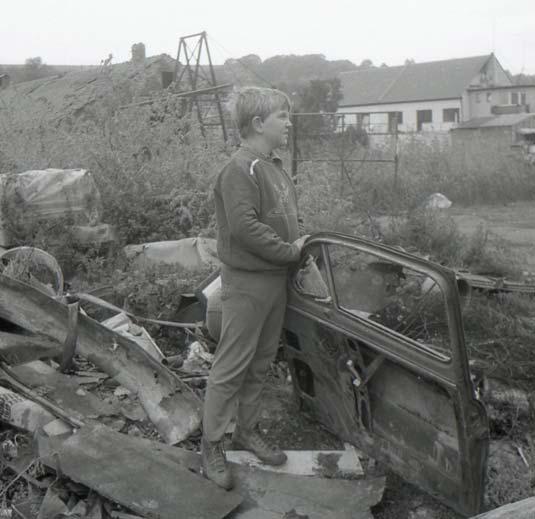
{"left": 2, "top": 0, "right": 535, "bottom": 74}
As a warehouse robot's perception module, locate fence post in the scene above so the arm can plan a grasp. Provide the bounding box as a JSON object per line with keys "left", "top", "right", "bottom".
{"left": 291, "top": 113, "right": 298, "bottom": 182}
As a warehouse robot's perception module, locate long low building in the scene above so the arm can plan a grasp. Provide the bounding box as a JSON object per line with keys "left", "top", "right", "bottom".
{"left": 337, "top": 54, "right": 535, "bottom": 135}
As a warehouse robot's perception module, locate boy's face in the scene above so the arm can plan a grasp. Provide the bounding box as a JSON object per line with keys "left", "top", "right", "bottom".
{"left": 259, "top": 109, "right": 292, "bottom": 150}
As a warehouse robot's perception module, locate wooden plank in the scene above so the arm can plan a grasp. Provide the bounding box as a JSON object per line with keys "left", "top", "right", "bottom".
{"left": 0, "top": 275, "right": 202, "bottom": 444}
{"left": 471, "top": 497, "right": 535, "bottom": 518}
{"left": 226, "top": 444, "right": 364, "bottom": 477}
{"left": 38, "top": 424, "right": 242, "bottom": 519}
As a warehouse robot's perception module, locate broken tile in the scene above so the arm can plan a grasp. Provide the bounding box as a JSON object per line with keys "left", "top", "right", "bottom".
{"left": 85, "top": 493, "right": 104, "bottom": 519}
{"left": 120, "top": 401, "right": 146, "bottom": 422}
{"left": 11, "top": 361, "right": 119, "bottom": 422}
{"left": 37, "top": 487, "right": 67, "bottom": 519}
{"left": 42, "top": 418, "right": 73, "bottom": 437}
{"left": 113, "top": 387, "right": 132, "bottom": 398}
{"left": 37, "top": 425, "right": 242, "bottom": 519}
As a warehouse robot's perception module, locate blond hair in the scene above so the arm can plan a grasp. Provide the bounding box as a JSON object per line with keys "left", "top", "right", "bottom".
{"left": 228, "top": 86, "right": 291, "bottom": 138}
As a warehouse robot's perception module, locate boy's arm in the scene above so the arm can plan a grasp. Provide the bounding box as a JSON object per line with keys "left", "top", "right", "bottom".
{"left": 220, "top": 166, "right": 300, "bottom": 266}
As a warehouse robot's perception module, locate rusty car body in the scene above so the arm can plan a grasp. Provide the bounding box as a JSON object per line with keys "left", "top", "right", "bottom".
{"left": 283, "top": 232, "right": 489, "bottom": 517}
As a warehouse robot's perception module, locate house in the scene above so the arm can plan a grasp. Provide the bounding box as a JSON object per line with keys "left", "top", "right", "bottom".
{"left": 337, "top": 54, "right": 525, "bottom": 134}
{"left": 451, "top": 113, "right": 535, "bottom": 154}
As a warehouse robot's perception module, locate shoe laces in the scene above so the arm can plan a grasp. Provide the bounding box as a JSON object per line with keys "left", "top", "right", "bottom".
{"left": 248, "top": 430, "right": 275, "bottom": 452}
{"left": 207, "top": 441, "right": 227, "bottom": 473}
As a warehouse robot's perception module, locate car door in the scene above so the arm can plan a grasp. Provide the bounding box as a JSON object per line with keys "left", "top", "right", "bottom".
{"left": 283, "top": 232, "right": 488, "bottom": 517}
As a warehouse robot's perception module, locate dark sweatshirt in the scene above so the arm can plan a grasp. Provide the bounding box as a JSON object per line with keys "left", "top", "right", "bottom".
{"left": 214, "top": 147, "right": 300, "bottom": 272}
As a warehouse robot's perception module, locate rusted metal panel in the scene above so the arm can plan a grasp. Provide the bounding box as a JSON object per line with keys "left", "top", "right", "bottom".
{"left": 0, "top": 274, "right": 202, "bottom": 444}
{"left": 38, "top": 425, "right": 242, "bottom": 519}
{"left": 284, "top": 232, "right": 489, "bottom": 517}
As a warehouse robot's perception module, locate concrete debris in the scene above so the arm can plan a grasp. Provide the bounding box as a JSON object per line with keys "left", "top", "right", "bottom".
{"left": 0, "top": 274, "right": 202, "bottom": 444}
{"left": 182, "top": 340, "right": 214, "bottom": 373}
{"left": 102, "top": 312, "right": 165, "bottom": 361}
{"left": 123, "top": 237, "right": 219, "bottom": 270}
{"left": 37, "top": 487, "right": 68, "bottom": 519}
{"left": 471, "top": 496, "right": 535, "bottom": 518}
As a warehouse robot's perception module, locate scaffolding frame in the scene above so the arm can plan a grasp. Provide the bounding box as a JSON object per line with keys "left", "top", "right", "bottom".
{"left": 174, "top": 31, "right": 229, "bottom": 141}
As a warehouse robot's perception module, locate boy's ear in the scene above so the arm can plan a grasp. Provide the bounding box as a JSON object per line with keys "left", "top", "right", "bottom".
{"left": 251, "top": 116, "right": 264, "bottom": 134}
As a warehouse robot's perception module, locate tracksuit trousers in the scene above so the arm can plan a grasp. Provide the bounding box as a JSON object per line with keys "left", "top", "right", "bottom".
{"left": 202, "top": 265, "right": 287, "bottom": 442}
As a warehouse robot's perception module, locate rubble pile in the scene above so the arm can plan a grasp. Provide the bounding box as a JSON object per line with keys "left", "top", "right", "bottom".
{"left": 0, "top": 252, "right": 385, "bottom": 519}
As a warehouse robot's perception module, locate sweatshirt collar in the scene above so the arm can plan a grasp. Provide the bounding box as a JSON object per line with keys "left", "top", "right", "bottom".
{"left": 239, "top": 146, "right": 283, "bottom": 167}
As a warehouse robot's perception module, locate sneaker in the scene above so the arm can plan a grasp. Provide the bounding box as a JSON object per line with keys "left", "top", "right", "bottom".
{"left": 232, "top": 427, "right": 287, "bottom": 466}
{"left": 201, "top": 437, "right": 233, "bottom": 490}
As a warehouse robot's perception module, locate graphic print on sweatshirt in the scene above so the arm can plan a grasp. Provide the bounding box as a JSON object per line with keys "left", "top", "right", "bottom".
{"left": 266, "top": 174, "right": 297, "bottom": 219}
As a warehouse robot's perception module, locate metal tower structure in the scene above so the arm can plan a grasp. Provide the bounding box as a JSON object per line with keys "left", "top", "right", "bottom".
{"left": 174, "top": 31, "right": 229, "bottom": 141}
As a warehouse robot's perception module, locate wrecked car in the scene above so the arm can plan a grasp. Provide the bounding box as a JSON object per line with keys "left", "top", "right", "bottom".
{"left": 283, "top": 232, "right": 489, "bottom": 517}
{"left": 202, "top": 231, "right": 489, "bottom": 517}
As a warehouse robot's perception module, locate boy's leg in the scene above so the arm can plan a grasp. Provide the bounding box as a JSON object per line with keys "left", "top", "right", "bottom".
{"left": 232, "top": 274, "right": 288, "bottom": 465}
{"left": 235, "top": 277, "right": 287, "bottom": 431}
{"left": 203, "top": 269, "right": 277, "bottom": 442}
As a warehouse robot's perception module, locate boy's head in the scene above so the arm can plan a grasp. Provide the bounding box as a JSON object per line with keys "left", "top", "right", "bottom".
{"left": 229, "top": 87, "right": 292, "bottom": 149}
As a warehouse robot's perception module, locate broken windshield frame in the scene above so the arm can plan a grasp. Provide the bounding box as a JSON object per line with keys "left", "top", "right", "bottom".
{"left": 294, "top": 238, "right": 454, "bottom": 363}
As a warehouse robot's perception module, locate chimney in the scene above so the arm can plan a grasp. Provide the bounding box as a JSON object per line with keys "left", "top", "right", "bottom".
{"left": 131, "top": 42, "right": 146, "bottom": 64}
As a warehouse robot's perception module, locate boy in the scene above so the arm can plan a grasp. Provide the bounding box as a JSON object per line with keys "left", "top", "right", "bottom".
{"left": 202, "top": 87, "right": 308, "bottom": 489}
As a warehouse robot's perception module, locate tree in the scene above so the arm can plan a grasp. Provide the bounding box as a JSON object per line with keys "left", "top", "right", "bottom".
{"left": 21, "top": 56, "right": 55, "bottom": 82}
{"left": 238, "top": 54, "right": 262, "bottom": 67}
{"left": 297, "top": 78, "right": 342, "bottom": 114}
{"left": 404, "top": 58, "right": 416, "bottom": 65}
{"left": 359, "top": 59, "right": 373, "bottom": 69}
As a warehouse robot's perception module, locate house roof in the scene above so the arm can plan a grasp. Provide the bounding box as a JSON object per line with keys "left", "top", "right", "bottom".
{"left": 454, "top": 113, "right": 535, "bottom": 130}
{"left": 339, "top": 55, "right": 492, "bottom": 107}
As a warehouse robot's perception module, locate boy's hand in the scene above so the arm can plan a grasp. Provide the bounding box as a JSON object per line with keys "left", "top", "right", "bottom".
{"left": 293, "top": 234, "right": 311, "bottom": 252}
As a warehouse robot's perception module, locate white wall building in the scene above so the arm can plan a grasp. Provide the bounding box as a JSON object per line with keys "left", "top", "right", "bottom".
{"left": 337, "top": 54, "right": 518, "bottom": 134}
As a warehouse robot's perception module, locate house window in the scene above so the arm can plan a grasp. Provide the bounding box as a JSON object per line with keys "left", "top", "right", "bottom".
{"left": 388, "top": 112, "right": 403, "bottom": 132}
{"left": 511, "top": 92, "right": 519, "bottom": 105}
{"left": 475, "top": 93, "right": 481, "bottom": 103}
{"left": 356, "top": 113, "right": 370, "bottom": 128}
{"left": 486, "top": 92, "right": 492, "bottom": 103}
{"left": 416, "top": 110, "right": 432, "bottom": 131}
{"left": 443, "top": 108, "right": 460, "bottom": 123}
{"left": 325, "top": 243, "right": 452, "bottom": 359}
{"left": 521, "top": 93, "right": 527, "bottom": 105}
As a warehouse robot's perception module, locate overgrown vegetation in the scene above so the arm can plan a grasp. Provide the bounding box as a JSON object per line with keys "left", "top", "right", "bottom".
{"left": 1, "top": 75, "right": 535, "bottom": 514}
